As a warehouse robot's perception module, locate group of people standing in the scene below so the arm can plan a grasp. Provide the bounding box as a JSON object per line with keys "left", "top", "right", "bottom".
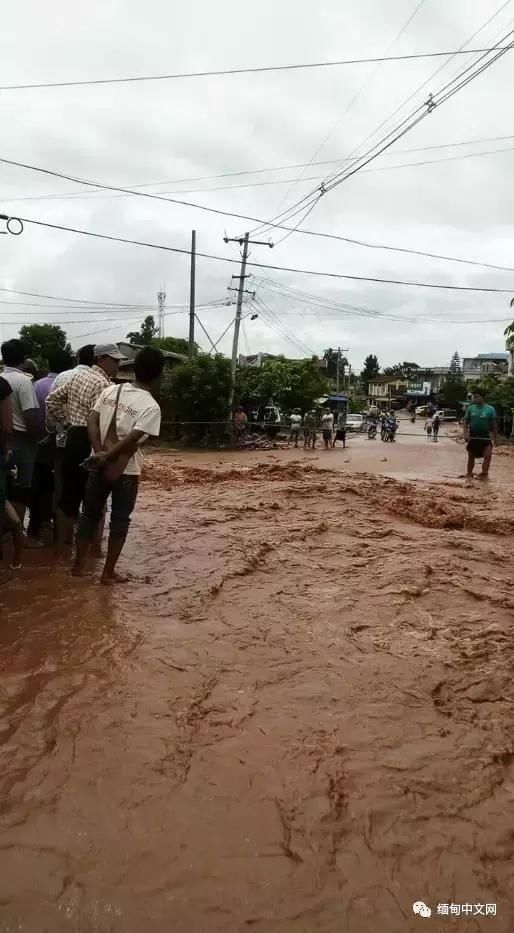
{"left": 288, "top": 408, "right": 347, "bottom": 450}
{"left": 0, "top": 339, "right": 165, "bottom": 583}
{"left": 233, "top": 405, "right": 348, "bottom": 450}
{"left": 303, "top": 409, "right": 348, "bottom": 450}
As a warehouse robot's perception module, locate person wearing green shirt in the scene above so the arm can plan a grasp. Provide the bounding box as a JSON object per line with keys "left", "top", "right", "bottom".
{"left": 463, "top": 388, "right": 498, "bottom": 479}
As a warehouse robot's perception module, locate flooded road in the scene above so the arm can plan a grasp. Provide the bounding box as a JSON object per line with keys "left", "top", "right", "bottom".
{"left": 2, "top": 423, "right": 514, "bottom": 932}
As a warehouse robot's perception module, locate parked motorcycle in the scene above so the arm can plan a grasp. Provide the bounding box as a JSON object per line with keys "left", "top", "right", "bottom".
{"left": 367, "top": 421, "right": 377, "bottom": 439}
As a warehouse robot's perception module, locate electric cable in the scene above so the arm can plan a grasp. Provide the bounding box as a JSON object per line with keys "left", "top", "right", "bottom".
{"left": 1, "top": 45, "right": 511, "bottom": 91}
{"left": 16, "top": 214, "right": 514, "bottom": 293}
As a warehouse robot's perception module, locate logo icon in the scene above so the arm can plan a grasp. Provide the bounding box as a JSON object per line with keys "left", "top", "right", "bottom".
{"left": 413, "top": 901, "right": 432, "bottom": 918}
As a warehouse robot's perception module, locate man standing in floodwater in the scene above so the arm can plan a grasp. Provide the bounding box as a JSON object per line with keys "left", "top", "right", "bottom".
{"left": 72, "top": 347, "right": 164, "bottom": 584}
{"left": 463, "top": 387, "right": 497, "bottom": 480}
{"left": 303, "top": 409, "right": 317, "bottom": 449}
{"left": 320, "top": 409, "right": 334, "bottom": 450}
{"left": 288, "top": 408, "right": 302, "bottom": 448}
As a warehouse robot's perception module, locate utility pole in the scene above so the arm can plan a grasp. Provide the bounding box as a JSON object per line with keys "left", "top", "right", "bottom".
{"left": 224, "top": 232, "right": 273, "bottom": 411}
{"left": 336, "top": 347, "right": 349, "bottom": 394}
{"left": 157, "top": 288, "right": 166, "bottom": 339}
{"left": 189, "top": 230, "right": 196, "bottom": 358}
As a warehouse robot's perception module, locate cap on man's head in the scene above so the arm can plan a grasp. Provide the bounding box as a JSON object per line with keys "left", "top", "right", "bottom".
{"left": 93, "top": 343, "right": 125, "bottom": 361}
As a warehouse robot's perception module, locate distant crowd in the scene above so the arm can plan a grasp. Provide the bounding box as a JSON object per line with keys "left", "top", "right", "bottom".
{"left": 233, "top": 406, "right": 348, "bottom": 450}
{"left": 0, "top": 339, "right": 165, "bottom": 582}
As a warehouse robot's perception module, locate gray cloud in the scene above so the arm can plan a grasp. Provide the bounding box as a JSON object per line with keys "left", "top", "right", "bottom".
{"left": 1, "top": 0, "right": 514, "bottom": 370}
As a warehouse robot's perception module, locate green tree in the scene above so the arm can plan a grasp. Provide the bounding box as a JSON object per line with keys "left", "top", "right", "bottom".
{"left": 18, "top": 324, "right": 72, "bottom": 371}
{"left": 323, "top": 348, "right": 349, "bottom": 382}
{"left": 125, "top": 319, "right": 195, "bottom": 356}
{"left": 235, "top": 358, "right": 329, "bottom": 414}
{"left": 383, "top": 361, "right": 419, "bottom": 379}
{"left": 361, "top": 354, "right": 380, "bottom": 385}
{"left": 160, "top": 354, "right": 232, "bottom": 442}
{"left": 348, "top": 393, "right": 367, "bottom": 413}
{"left": 153, "top": 336, "right": 194, "bottom": 357}
{"left": 440, "top": 350, "right": 465, "bottom": 408}
{"left": 126, "top": 315, "right": 159, "bottom": 345}
{"left": 504, "top": 313, "right": 514, "bottom": 349}
{"left": 448, "top": 350, "right": 463, "bottom": 380}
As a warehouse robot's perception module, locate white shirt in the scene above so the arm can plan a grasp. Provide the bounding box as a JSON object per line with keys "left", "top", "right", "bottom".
{"left": 93, "top": 383, "right": 161, "bottom": 476}
{"left": 50, "top": 364, "right": 90, "bottom": 447}
{"left": 290, "top": 413, "right": 302, "bottom": 430}
{"left": 1, "top": 366, "right": 39, "bottom": 432}
{"left": 321, "top": 412, "right": 334, "bottom": 431}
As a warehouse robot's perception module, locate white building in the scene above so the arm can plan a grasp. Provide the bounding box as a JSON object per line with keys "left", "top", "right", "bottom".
{"left": 462, "top": 353, "right": 509, "bottom": 383}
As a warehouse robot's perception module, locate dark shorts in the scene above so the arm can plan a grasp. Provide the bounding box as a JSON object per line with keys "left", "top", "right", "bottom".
{"left": 60, "top": 426, "right": 90, "bottom": 519}
{"left": 78, "top": 472, "right": 139, "bottom": 542}
{"left": 467, "top": 438, "right": 492, "bottom": 458}
{"left": 323, "top": 430, "right": 332, "bottom": 441}
{"left": 335, "top": 429, "right": 346, "bottom": 441}
{"left": 53, "top": 447, "right": 64, "bottom": 512}
{"left": 0, "top": 459, "right": 5, "bottom": 522}
{"left": 9, "top": 430, "right": 37, "bottom": 493}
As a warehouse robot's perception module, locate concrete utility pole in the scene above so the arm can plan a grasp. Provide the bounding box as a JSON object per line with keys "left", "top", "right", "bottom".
{"left": 157, "top": 288, "right": 166, "bottom": 339}
{"left": 189, "top": 230, "right": 196, "bottom": 358}
{"left": 336, "top": 347, "right": 349, "bottom": 394}
{"left": 224, "top": 232, "right": 273, "bottom": 411}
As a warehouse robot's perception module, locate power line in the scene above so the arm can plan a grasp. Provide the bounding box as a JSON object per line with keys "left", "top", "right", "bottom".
{"left": 4, "top": 132, "right": 514, "bottom": 204}
{"left": 5, "top": 133, "right": 514, "bottom": 274}
{"left": 0, "top": 299, "right": 155, "bottom": 312}
{"left": 0, "top": 316, "right": 145, "bottom": 325}
{"left": 322, "top": 0, "right": 514, "bottom": 189}
{"left": 0, "top": 285, "right": 162, "bottom": 307}
{"left": 255, "top": 295, "right": 316, "bottom": 355}
{"left": 252, "top": 295, "right": 316, "bottom": 356}
{"left": 274, "top": 0, "right": 429, "bottom": 221}
{"left": 16, "top": 214, "right": 514, "bottom": 293}
{"left": 1, "top": 47, "right": 511, "bottom": 92}
{"left": 250, "top": 275, "right": 513, "bottom": 324}
{"left": 251, "top": 20, "right": 514, "bottom": 236}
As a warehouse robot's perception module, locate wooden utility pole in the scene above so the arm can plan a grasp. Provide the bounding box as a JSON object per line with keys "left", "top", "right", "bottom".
{"left": 188, "top": 230, "right": 196, "bottom": 358}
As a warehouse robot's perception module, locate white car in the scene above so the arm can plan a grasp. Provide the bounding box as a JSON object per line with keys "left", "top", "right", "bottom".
{"left": 346, "top": 413, "right": 365, "bottom": 432}
{"left": 434, "top": 408, "right": 458, "bottom": 422}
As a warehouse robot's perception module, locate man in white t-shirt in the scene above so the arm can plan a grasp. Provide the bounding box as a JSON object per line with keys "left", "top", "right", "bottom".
{"left": 288, "top": 409, "right": 302, "bottom": 448}
{"left": 1, "top": 339, "right": 41, "bottom": 524}
{"left": 72, "top": 347, "right": 164, "bottom": 584}
{"left": 320, "top": 409, "right": 334, "bottom": 450}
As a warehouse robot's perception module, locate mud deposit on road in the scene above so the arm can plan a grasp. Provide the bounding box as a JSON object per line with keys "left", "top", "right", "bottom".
{"left": 1, "top": 456, "right": 514, "bottom": 932}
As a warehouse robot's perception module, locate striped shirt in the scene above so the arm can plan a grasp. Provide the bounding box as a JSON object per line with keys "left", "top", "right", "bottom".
{"left": 48, "top": 364, "right": 90, "bottom": 446}
{"left": 46, "top": 365, "right": 111, "bottom": 430}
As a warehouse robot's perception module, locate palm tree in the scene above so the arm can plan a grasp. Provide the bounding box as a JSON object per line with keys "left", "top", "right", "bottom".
{"left": 504, "top": 300, "right": 514, "bottom": 349}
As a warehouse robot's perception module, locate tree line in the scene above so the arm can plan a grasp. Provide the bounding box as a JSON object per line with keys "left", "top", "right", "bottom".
{"left": 11, "top": 321, "right": 514, "bottom": 440}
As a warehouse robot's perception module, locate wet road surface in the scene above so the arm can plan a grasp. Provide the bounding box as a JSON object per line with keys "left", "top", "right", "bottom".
{"left": 1, "top": 422, "right": 514, "bottom": 932}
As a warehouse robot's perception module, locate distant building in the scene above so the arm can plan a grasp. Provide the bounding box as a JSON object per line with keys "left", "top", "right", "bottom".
{"left": 238, "top": 352, "right": 328, "bottom": 369}
{"left": 462, "top": 353, "right": 509, "bottom": 383}
{"left": 367, "top": 366, "right": 449, "bottom": 403}
{"left": 115, "top": 341, "right": 186, "bottom": 382}
{"left": 367, "top": 375, "right": 407, "bottom": 400}
{"left": 238, "top": 352, "right": 281, "bottom": 368}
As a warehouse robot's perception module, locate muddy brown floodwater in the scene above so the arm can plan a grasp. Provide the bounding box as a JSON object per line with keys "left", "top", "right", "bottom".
{"left": 1, "top": 425, "right": 514, "bottom": 932}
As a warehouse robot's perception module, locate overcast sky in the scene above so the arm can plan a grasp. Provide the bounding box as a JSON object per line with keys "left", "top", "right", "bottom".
{"left": 1, "top": 0, "right": 514, "bottom": 371}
